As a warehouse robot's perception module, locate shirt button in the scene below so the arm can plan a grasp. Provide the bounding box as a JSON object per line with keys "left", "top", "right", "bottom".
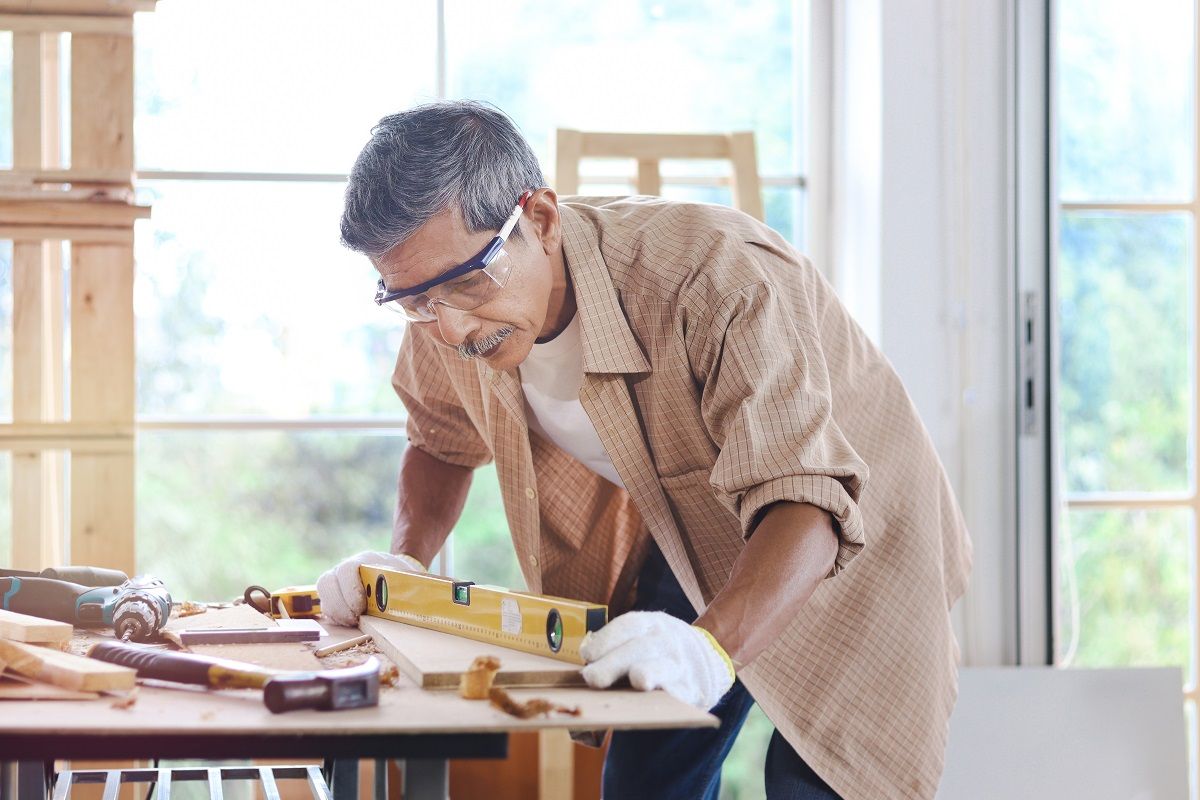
{"left": 528, "top": 554, "right": 539, "bottom": 568}
{"left": 525, "top": 487, "right": 536, "bottom": 500}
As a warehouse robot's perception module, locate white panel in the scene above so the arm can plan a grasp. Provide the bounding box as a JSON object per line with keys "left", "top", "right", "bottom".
{"left": 938, "top": 667, "right": 1188, "bottom": 799}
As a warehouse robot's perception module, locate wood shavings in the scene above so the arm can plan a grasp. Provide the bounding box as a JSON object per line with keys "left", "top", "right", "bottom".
{"left": 159, "top": 630, "right": 191, "bottom": 653}
{"left": 176, "top": 602, "right": 207, "bottom": 619}
{"left": 459, "top": 656, "right": 501, "bottom": 700}
{"left": 109, "top": 687, "right": 138, "bottom": 709}
{"left": 488, "top": 687, "right": 582, "bottom": 720}
{"left": 200, "top": 710, "right": 216, "bottom": 721}
{"left": 379, "top": 664, "right": 401, "bottom": 688}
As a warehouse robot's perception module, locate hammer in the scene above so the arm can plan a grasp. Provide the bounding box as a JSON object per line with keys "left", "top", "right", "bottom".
{"left": 88, "top": 640, "right": 380, "bottom": 713}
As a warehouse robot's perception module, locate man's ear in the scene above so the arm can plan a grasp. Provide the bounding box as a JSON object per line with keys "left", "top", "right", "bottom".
{"left": 525, "top": 188, "right": 561, "bottom": 255}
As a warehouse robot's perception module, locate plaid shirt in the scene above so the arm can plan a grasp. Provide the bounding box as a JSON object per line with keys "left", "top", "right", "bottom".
{"left": 392, "top": 197, "right": 972, "bottom": 799}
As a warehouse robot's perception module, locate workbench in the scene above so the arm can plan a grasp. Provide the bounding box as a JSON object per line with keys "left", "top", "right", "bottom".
{"left": 0, "top": 625, "right": 717, "bottom": 799}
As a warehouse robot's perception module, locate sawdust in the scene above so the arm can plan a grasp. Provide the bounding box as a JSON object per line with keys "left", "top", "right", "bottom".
{"left": 176, "top": 601, "right": 207, "bottom": 619}
{"left": 315, "top": 640, "right": 382, "bottom": 669}
{"left": 487, "top": 687, "right": 581, "bottom": 720}
{"left": 109, "top": 687, "right": 138, "bottom": 709}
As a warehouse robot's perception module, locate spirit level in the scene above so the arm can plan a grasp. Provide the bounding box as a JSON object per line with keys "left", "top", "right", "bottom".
{"left": 360, "top": 566, "right": 608, "bottom": 664}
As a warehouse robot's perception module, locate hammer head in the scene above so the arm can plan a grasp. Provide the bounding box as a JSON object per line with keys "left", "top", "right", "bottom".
{"left": 262, "top": 656, "right": 381, "bottom": 714}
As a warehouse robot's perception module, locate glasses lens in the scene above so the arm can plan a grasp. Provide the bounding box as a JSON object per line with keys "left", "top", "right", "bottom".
{"left": 385, "top": 293, "right": 436, "bottom": 322}
{"left": 429, "top": 249, "right": 513, "bottom": 311}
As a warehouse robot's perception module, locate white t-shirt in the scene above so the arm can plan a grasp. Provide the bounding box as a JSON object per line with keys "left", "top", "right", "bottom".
{"left": 518, "top": 313, "right": 624, "bottom": 488}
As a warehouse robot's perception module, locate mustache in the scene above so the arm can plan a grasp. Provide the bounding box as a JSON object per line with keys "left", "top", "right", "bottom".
{"left": 457, "top": 326, "right": 515, "bottom": 360}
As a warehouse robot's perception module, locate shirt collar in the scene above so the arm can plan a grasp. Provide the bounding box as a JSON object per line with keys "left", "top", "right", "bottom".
{"left": 558, "top": 203, "right": 651, "bottom": 375}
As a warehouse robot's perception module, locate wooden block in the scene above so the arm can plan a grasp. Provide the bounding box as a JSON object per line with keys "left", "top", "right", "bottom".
{"left": 0, "top": 673, "right": 99, "bottom": 700}
{"left": 0, "top": 609, "right": 72, "bottom": 644}
{"left": 71, "top": 244, "right": 135, "bottom": 420}
{"left": 0, "top": 13, "right": 132, "bottom": 35}
{"left": 0, "top": 198, "right": 150, "bottom": 227}
{"left": 359, "top": 615, "right": 586, "bottom": 690}
{"left": 553, "top": 129, "right": 583, "bottom": 195}
{"left": 635, "top": 158, "right": 662, "bottom": 196}
{"left": 70, "top": 452, "right": 135, "bottom": 575}
{"left": 728, "top": 131, "right": 764, "bottom": 221}
{"left": 0, "top": 638, "right": 135, "bottom": 691}
{"left": 580, "top": 132, "right": 730, "bottom": 160}
{"left": 0, "top": 224, "right": 134, "bottom": 243}
{"left": 0, "top": 0, "right": 154, "bottom": 13}
{"left": 71, "top": 33, "right": 134, "bottom": 172}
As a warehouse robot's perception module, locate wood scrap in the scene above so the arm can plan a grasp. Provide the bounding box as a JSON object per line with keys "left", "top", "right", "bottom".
{"left": 0, "top": 608, "right": 72, "bottom": 644}
{"left": 110, "top": 687, "right": 138, "bottom": 709}
{"left": 314, "top": 634, "right": 372, "bottom": 658}
{"left": 459, "top": 656, "right": 501, "bottom": 699}
{"left": 0, "top": 638, "right": 135, "bottom": 692}
{"left": 0, "top": 673, "right": 100, "bottom": 701}
{"left": 488, "top": 687, "right": 582, "bottom": 720}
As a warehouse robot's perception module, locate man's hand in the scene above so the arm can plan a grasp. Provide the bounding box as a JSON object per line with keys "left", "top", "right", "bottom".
{"left": 579, "top": 611, "right": 735, "bottom": 710}
{"left": 316, "top": 551, "right": 425, "bottom": 626}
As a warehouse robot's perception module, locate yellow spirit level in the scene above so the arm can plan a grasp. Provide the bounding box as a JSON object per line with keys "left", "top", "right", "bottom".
{"left": 360, "top": 566, "right": 607, "bottom": 664}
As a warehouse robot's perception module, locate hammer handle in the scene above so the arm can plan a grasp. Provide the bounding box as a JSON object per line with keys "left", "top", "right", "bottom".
{"left": 88, "top": 641, "right": 272, "bottom": 689}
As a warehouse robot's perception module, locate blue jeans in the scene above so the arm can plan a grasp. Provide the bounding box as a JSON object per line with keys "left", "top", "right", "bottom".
{"left": 602, "top": 544, "right": 841, "bottom": 800}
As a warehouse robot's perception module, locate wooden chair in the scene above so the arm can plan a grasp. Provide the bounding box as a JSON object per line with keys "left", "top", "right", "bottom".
{"left": 552, "top": 129, "right": 765, "bottom": 221}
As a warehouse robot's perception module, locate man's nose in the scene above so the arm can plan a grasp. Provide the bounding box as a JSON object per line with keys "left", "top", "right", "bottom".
{"left": 431, "top": 303, "right": 475, "bottom": 347}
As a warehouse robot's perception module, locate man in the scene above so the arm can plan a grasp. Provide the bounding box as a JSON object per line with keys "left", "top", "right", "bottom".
{"left": 319, "top": 100, "right": 971, "bottom": 800}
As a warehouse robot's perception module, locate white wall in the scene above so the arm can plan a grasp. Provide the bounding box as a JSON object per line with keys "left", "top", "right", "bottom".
{"left": 829, "top": 0, "right": 1018, "bottom": 665}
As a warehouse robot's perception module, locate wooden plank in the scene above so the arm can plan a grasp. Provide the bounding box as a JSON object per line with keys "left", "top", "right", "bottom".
{"left": 0, "top": 168, "right": 134, "bottom": 185}
{"left": 0, "top": 609, "right": 72, "bottom": 644}
{"left": 727, "top": 131, "right": 764, "bottom": 221}
{"left": 0, "top": 13, "right": 131, "bottom": 34}
{"left": 0, "top": 224, "right": 134, "bottom": 243}
{"left": 0, "top": 639, "right": 135, "bottom": 691}
{"left": 71, "top": 244, "right": 134, "bottom": 421}
{"left": 0, "top": 0, "right": 153, "bottom": 12}
{"left": 0, "top": 422, "right": 134, "bottom": 439}
{"left": 579, "top": 131, "right": 730, "bottom": 160}
{"left": 164, "top": 605, "right": 324, "bottom": 672}
{"left": 635, "top": 158, "right": 661, "bottom": 196}
{"left": 552, "top": 128, "right": 583, "bottom": 195}
{"left": 70, "top": 453, "right": 135, "bottom": 574}
{"left": 359, "top": 615, "right": 586, "bottom": 690}
{"left": 71, "top": 33, "right": 134, "bottom": 172}
{"left": 0, "top": 199, "right": 150, "bottom": 227}
{"left": 537, "top": 729, "right": 574, "bottom": 800}
{"left": 0, "top": 673, "right": 98, "bottom": 700}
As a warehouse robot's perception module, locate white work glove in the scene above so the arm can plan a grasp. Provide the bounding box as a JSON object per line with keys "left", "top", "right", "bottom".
{"left": 316, "top": 551, "right": 425, "bottom": 626}
{"left": 579, "top": 611, "right": 736, "bottom": 710}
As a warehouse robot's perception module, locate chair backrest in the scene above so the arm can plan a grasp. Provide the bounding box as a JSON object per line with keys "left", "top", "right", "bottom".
{"left": 552, "top": 129, "right": 764, "bottom": 221}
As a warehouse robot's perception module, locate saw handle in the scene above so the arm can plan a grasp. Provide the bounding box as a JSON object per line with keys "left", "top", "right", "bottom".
{"left": 88, "top": 641, "right": 272, "bottom": 689}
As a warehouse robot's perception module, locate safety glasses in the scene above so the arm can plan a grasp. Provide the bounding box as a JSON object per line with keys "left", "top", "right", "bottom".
{"left": 374, "top": 190, "right": 534, "bottom": 323}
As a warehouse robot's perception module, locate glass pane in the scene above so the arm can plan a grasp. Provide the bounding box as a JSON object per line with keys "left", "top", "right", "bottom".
{"left": 134, "top": 1, "right": 437, "bottom": 172}
{"left": 137, "top": 430, "right": 403, "bottom": 600}
{"left": 1058, "top": 213, "right": 1192, "bottom": 494}
{"left": 0, "top": 452, "right": 10, "bottom": 567}
{"left": 138, "top": 431, "right": 517, "bottom": 602}
{"left": 719, "top": 705, "right": 773, "bottom": 799}
{"left": 135, "top": 181, "right": 406, "bottom": 417}
{"left": 0, "top": 32, "right": 11, "bottom": 169}
{"left": 0, "top": 240, "right": 11, "bottom": 422}
{"left": 1055, "top": 507, "right": 1193, "bottom": 682}
{"left": 1057, "top": 0, "right": 1195, "bottom": 202}
{"left": 446, "top": 0, "right": 800, "bottom": 175}
{"left": 452, "top": 464, "right": 523, "bottom": 590}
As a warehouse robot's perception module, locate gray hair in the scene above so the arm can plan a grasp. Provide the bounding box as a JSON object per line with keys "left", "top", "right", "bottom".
{"left": 340, "top": 100, "right": 546, "bottom": 258}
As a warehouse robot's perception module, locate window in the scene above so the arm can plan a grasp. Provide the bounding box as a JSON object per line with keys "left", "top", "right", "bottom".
{"left": 1054, "top": 0, "right": 1198, "bottom": 785}
{"left": 3, "top": 3, "right": 811, "bottom": 793}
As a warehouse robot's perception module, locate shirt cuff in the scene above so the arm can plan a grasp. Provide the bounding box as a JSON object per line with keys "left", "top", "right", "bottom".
{"left": 738, "top": 474, "right": 866, "bottom": 576}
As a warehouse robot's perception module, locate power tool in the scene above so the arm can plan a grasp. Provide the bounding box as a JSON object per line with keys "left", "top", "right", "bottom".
{"left": 0, "top": 571, "right": 172, "bottom": 642}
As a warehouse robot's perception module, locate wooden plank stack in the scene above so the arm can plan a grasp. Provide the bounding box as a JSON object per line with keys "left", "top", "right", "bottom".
{"left": 0, "top": 0, "right": 157, "bottom": 577}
